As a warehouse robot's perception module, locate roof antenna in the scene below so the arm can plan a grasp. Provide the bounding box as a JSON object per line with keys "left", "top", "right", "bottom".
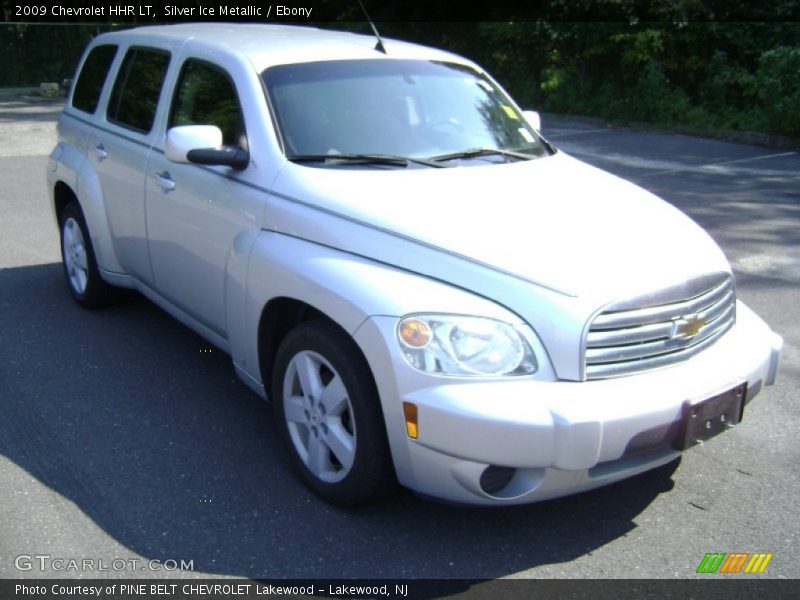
{"left": 357, "top": 0, "right": 387, "bottom": 54}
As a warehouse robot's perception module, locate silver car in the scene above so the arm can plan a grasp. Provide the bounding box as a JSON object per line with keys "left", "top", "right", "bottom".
{"left": 48, "top": 24, "right": 782, "bottom": 506}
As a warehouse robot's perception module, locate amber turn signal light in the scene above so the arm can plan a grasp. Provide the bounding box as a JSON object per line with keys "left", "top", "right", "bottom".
{"left": 402, "top": 402, "right": 418, "bottom": 439}
{"left": 398, "top": 317, "right": 432, "bottom": 348}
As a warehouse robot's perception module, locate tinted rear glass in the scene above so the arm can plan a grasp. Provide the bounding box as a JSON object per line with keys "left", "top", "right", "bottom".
{"left": 72, "top": 45, "right": 118, "bottom": 114}
{"left": 107, "top": 47, "right": 170, "bottom": 133}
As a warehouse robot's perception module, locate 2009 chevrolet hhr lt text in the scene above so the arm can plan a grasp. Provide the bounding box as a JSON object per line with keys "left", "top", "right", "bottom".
{"left": 48, "top": 24, "right": 783, "bottom": 506}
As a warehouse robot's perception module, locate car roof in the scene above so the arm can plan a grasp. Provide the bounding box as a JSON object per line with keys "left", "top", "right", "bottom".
{"left": 96, "top": 24, "right": 476, "bottom": 73}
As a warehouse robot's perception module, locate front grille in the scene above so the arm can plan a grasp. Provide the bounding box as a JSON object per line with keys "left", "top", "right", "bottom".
{"left": 584, "top": 273, "right": 736, "bottom": 379}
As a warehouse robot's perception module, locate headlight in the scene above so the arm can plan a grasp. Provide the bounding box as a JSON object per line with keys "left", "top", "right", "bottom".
{"left": 396, "top": 314, "right": 538, "bottom": 377}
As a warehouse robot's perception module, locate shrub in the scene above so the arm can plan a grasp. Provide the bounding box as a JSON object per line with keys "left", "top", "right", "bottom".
{"left": 757, "top": 46, "right": 800, "bottom": 136}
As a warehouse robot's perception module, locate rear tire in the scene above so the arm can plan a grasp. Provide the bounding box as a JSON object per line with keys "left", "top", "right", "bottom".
{"left": 59, "top": 201, "right": 116, "bottom": 308}
{"left": 272, "top": 319, "right": 397, "bottom": 506}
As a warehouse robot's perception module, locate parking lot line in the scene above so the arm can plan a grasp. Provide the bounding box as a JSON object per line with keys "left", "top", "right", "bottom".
{"left": 545, "top": 128, "right": 613, "bottom": 139}
{"left": 638, "top": 151, "right": 798, "bottom": 178}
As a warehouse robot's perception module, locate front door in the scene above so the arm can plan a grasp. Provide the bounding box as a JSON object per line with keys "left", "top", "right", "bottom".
{"left": 145, "top": 58, "right": 263, "bottom": 337}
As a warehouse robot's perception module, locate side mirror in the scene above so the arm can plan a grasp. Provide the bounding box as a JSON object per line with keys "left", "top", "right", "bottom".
{"left": 166, "top": 125, "right": 222, "bottom": 162}
{"left": 165, "top": 125, "right": 249, "bottom": 170}
{"left": 523, "top": 110, "right": 541, "bottom": 132}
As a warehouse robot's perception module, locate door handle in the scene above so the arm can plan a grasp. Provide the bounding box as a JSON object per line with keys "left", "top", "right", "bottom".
{"left": 152, "top": 171, "right": 176, "bottom": 191}
{"left": 93, "top": 144, "right": 108, "bottom": 160}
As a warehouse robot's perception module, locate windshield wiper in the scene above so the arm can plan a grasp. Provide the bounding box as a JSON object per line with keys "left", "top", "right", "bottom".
{"left": 287, "top": 153, "right": 447, "bottom": 168}
{"left": 428, "top": 147, "right": 537, "bottom": 163}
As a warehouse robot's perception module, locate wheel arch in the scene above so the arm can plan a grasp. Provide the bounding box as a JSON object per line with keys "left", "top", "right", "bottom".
{"left": 257, "top": 297, "right": 328, "bottom": 392}
{"left": 53, "top": 180, "right": 78, "bottom": 224}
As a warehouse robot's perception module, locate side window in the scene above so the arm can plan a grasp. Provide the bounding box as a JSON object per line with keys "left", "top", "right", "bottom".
{"left": 72, "top": 45, "right": 118, "bottom": 114}
{"left": 107, "top": 47, "right": 171, "bottom": 133}
{"left": 170, "top": 60, "right": 246, "bottom": 147}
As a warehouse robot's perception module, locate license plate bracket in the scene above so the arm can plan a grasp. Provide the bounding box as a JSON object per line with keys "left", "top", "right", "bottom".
{"left": 674, "top": 383, "right": 747, "bottom": 451}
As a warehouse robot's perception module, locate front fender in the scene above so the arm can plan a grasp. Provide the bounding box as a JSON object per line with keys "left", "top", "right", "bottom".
{"left": 239, "top": 230, "right": 528, "bottom": 388}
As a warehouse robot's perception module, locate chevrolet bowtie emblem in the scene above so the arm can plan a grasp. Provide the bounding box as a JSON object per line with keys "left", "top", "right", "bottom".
{"left": 672, "top": 314, "right": 706, "bottom": 339}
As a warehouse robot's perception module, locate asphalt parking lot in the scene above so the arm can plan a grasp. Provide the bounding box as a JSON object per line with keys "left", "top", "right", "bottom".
{"left": 0, "top": 99, "right": 798, "bottom": 580}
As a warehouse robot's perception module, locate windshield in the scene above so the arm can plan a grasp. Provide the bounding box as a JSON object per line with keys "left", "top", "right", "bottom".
{"left": 262, "top": 59, "right": 549, "bottom": 164}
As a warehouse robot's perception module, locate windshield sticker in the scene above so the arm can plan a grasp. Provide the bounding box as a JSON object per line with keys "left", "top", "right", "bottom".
{"left": 502, "top": 105, "right": 519, "bottom": 120}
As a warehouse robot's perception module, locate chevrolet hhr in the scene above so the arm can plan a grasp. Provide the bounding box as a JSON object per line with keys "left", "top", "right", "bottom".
{"left": 48, "top": 24, "right": 783, "bottom": 506}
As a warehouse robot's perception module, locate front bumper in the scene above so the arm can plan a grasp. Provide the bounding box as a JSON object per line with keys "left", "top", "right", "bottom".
{"left": 354, "top": 300, "right": 782, "bottom": 505}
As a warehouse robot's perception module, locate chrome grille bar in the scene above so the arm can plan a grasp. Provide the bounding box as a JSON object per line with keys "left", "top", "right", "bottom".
{"left": 591, "top": 277, "right": 733, "bottom": 330}
{"left": 584, "top": 274, "right": 736, "bottom": 379}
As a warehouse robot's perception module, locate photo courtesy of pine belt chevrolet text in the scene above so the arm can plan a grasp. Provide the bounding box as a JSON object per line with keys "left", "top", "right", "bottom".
{"left": 47, "top": 24, "right": 783, "bottom": 506}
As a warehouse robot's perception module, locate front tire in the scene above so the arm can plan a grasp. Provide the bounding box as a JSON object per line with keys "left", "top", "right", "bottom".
{"left": 272, "top": 319, "right": 397, "bottom": 506}
{"left": 59, "top": 201, "right": 115, "bottom": 308}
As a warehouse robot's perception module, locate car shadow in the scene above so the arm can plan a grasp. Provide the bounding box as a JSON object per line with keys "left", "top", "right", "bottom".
{"left": 1, "top": 262, "right": 680, "bottom": 579}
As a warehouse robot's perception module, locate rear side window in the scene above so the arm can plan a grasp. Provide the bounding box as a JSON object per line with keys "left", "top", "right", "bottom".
{"left": 72, "top": 45, "right": 118, "bottom": 114}
{"left": 107, "top": 47, "right": 171, "bottom": 133}
{"left": 170, "top": 60, "right": 246, "bottom": 147}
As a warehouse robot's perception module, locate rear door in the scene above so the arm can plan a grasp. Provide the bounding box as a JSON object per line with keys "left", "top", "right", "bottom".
{"left": 91, "top": 45, "right": 172, "bottom": 284}
{"left": 65, "top": 43, "right": 119, "bottom": 156}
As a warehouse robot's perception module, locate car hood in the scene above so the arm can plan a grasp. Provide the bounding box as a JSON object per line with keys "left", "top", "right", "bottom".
{"left": 269, "top": 151, "right": 730, "bottom": 298}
